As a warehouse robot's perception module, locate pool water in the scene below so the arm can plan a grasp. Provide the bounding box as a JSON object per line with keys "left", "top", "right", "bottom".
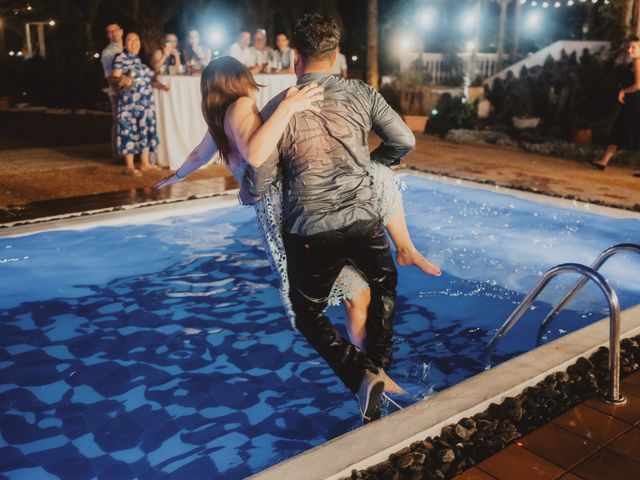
{"left": 1, "top": 175, "right": 639, "bottom": 479}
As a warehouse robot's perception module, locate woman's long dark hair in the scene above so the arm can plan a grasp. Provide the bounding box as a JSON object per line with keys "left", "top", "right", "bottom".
{"left": 200, "top": 56, "right": 260, "bottom": 163}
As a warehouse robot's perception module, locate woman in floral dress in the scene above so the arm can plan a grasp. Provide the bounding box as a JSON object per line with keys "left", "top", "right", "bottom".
{"left": 112, "top": 32, "right": 169, "bottom": 176}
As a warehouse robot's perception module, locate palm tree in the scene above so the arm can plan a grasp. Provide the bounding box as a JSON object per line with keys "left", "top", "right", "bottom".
{"left": 496, "top": 0, "right": 508, "bottom": 69}
{"left": 366, "top": 0, "right": 378, "bottom": 90}
{"left": 622, "top": 0, "right": 634, "bottom": 31}
{"left": 510, "top": 0, "right": 522, "bottom": 63}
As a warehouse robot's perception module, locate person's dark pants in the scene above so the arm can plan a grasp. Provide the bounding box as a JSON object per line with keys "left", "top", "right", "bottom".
{"left": 284, "top": 219, "right": 397, "bottom": 393}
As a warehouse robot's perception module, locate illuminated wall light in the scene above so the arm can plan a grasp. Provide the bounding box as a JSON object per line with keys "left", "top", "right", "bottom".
{"left": 525, "top": 11, "right": 542, "bottom": 31}
{"left": 542, "top": 2, "right": 549, "bottom": 8}
{"left": 208, "top": 27, "right": 225, "bottom": 47}
{"left": 351, "top": 55, "right": 358, "bottom": 62}
{"left": 531, "top": 1, "right": 538, "bottom": 5}
{"left": 9, "top": 51, "right": 15, "bottom": 56}
{"left": 460, "top": 11, "right": 477, "bottom": 29}
{"left": 567, "top": 0, "right": 574, "bottom": 6}
{"left": 400, "top": 38, "right": 413, "bottom": 50}
{"left": 17, "top": 51, "right": 23, "bottom": 56}
{"left": 554, "top": 1, "right": 561, "bottom": 7}
{"left": 48, "top": 19, "right": 56, "bottom": 26}
{"left": 419, "top": 9, "right": 437, "bottom": 30}
{"left": 93, "top": 53, "right": 100, "bottom": 59}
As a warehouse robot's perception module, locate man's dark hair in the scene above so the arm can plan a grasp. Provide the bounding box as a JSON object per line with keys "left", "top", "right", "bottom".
{"left": 630, "top": 35, "right": 640, "bottom": 43}
{"left": 293, "top": 13, "right": 340, "bottom": 61}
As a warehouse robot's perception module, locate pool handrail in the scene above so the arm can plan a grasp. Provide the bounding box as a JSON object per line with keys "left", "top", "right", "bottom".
{"left": 537, "top": 243, "right": 640, "bottom": 343}
{"left": 485, "top": 263, "right": 625, "bottom": 404}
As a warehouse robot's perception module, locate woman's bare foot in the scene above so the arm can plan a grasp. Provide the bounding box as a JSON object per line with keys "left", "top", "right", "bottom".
{"left": 381, "top": 369, "right": 406, "bottom": 394}
{"left": 396, "top": 247, "right": 441, "bottom": 276}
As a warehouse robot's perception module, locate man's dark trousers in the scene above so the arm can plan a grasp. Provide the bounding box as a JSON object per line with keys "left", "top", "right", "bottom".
{"left": 283, "top": 219, "right": 397, "bottom": 393}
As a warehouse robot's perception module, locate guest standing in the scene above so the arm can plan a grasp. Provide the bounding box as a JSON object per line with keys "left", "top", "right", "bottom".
{"left": 591, "top": 36, "right": 640, "bottom": 172}
{"left": 151, "top": 33, "right": 182, "bottom": 74}
{"left": 183, "top": 28, "right": 211, "bottom": 72}
{"left": 273, "top": 33, "right": 294, "bottom": 73}
{"left": 229, "top": 31, "right": 255, "bottom": 68}
{"left": 112, "top": 33, "right": 169, "bottom": 176}
{"left": 101, "top": 23, "right": 124, "bottom": 160}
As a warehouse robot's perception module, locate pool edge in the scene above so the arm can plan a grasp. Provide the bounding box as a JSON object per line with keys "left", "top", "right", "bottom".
{"left": 249, "top": 304, "right": 640, "bottom": 480}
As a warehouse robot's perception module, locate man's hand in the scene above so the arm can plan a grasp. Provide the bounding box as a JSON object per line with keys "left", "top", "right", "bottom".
{"left": 618, "top": 89, "right": 626, "bottom": 104}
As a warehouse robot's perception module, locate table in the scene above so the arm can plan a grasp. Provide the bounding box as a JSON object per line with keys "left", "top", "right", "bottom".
{"left": 154, "top": 73, "right": 297, "bottom": 169}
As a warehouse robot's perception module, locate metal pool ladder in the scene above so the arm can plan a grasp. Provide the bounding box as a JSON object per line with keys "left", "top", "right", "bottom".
{"left": 485, "top": 243, "right": 640, "bottom": 405}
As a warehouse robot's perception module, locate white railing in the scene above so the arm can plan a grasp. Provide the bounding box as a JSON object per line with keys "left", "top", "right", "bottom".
{"left": 400, "top": 52, "right": 499, "bottom": 84}
{"left": 484, "top": 40, "right": 610, "bottom": 86}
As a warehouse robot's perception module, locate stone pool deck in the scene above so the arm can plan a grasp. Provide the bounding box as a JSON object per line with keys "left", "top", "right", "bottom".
{"left": 454, "top": 371, "right": 640, "bottom": 480}
{"left": 2, "top": 134, "right": 640, "bottom": 224}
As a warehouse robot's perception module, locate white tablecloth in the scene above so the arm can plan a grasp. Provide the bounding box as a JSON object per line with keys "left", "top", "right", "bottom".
{"left": 154, "top": 73, "right": 297, "bottom": 169}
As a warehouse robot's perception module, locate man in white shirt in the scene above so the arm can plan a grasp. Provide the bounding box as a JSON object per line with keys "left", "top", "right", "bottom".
{"left": 250, "top": 29, "right": 274, "bottom": 74}
{"left": 331, "top": 47, "right": 348, "bottom": 78}
{"left": 101, "top": 23, "right": 123, "bottom": 160}
{"left": 229, "top": 31, "right": 255, "bottom": 68}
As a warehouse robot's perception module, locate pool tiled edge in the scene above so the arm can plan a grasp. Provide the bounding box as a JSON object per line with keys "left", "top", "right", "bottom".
{"left": 249, "top": 304, "right": 640, "bottom": 480}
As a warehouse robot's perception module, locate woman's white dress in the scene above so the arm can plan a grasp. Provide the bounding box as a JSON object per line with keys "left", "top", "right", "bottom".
{"left": 231, "top": 161, "right": 402, "bottom": 328}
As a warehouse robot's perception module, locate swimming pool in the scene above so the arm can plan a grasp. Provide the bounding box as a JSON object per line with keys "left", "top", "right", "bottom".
{"left": 1, "top": 174, "right": 639, "bottom": 479}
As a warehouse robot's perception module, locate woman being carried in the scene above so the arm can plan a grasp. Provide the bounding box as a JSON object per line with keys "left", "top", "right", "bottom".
{"left": 156, "top": 56, "right": 440, "bottom": 393}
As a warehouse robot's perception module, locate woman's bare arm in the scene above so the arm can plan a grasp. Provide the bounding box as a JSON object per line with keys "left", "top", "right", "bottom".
{"left": 225, "top": 84, "right": 323, "bottom": 168}
{"left": 154, "top": 132, "right": 217, "bottom": 189}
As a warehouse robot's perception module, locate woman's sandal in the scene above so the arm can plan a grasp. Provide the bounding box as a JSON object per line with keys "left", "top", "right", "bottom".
{"left": 588, "top": 160, "right": 606, "bottom": 171}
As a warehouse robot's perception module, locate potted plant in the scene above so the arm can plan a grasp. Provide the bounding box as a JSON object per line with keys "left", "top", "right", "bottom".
{"left": 504, "top": 76, "right": 540, "bottom": 129}
{"left": 395, "top": 57, "right": 438, "bottom": 132}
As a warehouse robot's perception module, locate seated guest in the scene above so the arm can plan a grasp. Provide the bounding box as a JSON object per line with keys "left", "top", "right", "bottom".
{"left": 250, "top": 28, "right": 273, "bottom": 74}
{"left": 229, "top": 31, "right": 255, "bottom": 68}
{"left": 332, "top": 46, "right": 347, "bottom": 78}
{"left": 151, "top": 33, "right": 183, "bottom": 74}
{"left": 272, "top": 33, "right": 294, "bottom": 73}
{"left": 183, "top": 28, "right": 211, "bottom": 71}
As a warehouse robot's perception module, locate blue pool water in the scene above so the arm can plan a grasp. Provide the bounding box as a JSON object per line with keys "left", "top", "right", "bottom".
{"left": 1, "top": 175, "right": 639, "bottom": 479}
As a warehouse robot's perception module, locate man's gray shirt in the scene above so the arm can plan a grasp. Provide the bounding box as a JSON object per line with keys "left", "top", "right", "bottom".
{"left": 248, "top": 72, "right": 415, "bottom": 237}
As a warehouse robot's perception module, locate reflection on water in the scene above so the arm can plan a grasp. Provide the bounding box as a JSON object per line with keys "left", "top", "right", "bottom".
{"left": 1, "top": 175, "right": 639, "bottom": 479}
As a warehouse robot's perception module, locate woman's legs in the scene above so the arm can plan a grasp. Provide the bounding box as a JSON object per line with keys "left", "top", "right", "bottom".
{"left": 344, "top": 289, "right": 370, "bottom": 351}
{"left": 385, "top": 199, "right": 441, "bottom": 276}
{"left": 344, "top": 288, "right": 405, "bottom": 394}
{"left": 124, "top": 153, "right": 136, "bottom": 171}
{"left": 593, "top": 145, "right": 617, "bottom": 167}
{"left": 140, "top": 149, "right": 152, "bottom": 170}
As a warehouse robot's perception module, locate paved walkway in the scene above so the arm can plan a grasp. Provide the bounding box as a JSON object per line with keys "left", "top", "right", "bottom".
{"left": 405, "top": 136, "right": 640, "bottom": 211}
{"left": 455, "top": 371, "right": 640, "bottom": 480}
{"left": 2, "top": 135, "right": 639, "bottom": 222}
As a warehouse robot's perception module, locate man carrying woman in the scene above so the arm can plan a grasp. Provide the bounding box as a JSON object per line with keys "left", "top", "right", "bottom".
{"left": 156, "top": 15, "right": 440, "bottom": 424}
